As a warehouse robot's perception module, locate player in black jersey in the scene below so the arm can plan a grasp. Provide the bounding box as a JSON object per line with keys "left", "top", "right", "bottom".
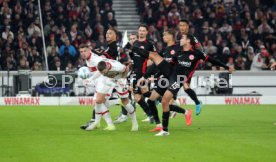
{"left": 129, "top": 24, "right": 155, "bottom": 123}
{"left": 128, "top": 33, "right": 235, "bottom": 136}
{"left": 146, "top": 29, "right": 192, "bottom": 132}
{"left": 176, "top": 19, "right": 206, "bottom": 115}
{"left": 93, "top": 27, "right": 119, "bottom": 60}
{"left": 177, "top": 19, "right": 203, "bottom": 51}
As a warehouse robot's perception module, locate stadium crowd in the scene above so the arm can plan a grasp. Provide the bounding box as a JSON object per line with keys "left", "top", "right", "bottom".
{"left": 0, "top": 0, "right": 115, "bottom": 71}
{"left": 0, "top": 0, "right": 275, "bottom": 71}
{"left": 136, "top": 0, "right": 276, "bottom": 70}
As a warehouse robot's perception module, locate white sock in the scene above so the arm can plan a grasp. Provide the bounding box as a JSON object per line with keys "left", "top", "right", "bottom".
{"left": 124, "top": 103, "right": 137, "bottom": 123}
{"left": 100, "top": 103, "right": 113, "bottom": 126}
{"left": 94, "top": 104, "right": 102, "bottom": 125}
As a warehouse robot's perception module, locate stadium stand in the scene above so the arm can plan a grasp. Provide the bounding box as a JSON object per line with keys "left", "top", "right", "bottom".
{"left": 136, "top": 0, "right": 276, "bottom": 70}
{"left": 0, "top": 0, "right": 115, "bottom": 71}
{"left": 0, "top": 0, "right": 275, "bottom": 71}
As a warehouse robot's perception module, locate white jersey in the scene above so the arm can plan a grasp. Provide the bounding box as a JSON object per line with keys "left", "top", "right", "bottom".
{"left": 85, "top": 51, "right": 105, "bottom": 72}
{"left": 85, "top": 51, "right": 127, "bottom": 79}
{"left": 85, "top": 51, "right": 129, "bottom": 98}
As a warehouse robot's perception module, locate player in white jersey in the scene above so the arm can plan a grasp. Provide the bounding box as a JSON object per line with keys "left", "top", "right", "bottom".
{"left": 79, "top": 44, "right": 138, "bottom": 131}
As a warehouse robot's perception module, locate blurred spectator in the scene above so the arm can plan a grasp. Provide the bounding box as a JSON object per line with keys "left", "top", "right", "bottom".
{"left": 65, "top": 62, "right": 76, "bottom": 71}
{"left": 48, "top": 47, "right": 59, "bottom": 71}
{"left": 2, "top": 26, "right": 14, "bottom": 40}
{"left": 105, "top": 12, "right": 117, "bottom": 29}
{"left": 51, "top": 57, "right": 64, "bottom": 71}
{"left": 32, "top": 61, "right": 42, "bottom": 71}
{"left": 250, "top": 48, "right": 270, "bottom": 71}
{"left": 18, "top": 55, "right": 29, "bottom": 70}
{"left": 59, "top": 39, "right": 77, "bottom": 61}
{"left": 27, "top": 22, "right": 41, "bottom": 37}
{"left": 148, "top": 25, "right": 161, "bottom": 42}
{"left": 46, "top": 40, "right": 59, "bottom": 56}
{"left": 95, "top": 34, "right": 107, "bottom": 49}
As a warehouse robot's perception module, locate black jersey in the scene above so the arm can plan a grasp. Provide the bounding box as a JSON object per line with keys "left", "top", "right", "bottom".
{"left": 93, "top": 41, "right": 119, "bottom": 60}
{"left": 172, "top": 49, "right": 208, "bottom": 78}
{"left": 103, "top": 41, "right": 118, "bottom": 60}
{"left": 160, "top": 43, "right": 181, "bottom": 63}
{"left": 129, "top": 39, "right": 155, "bottom": 75}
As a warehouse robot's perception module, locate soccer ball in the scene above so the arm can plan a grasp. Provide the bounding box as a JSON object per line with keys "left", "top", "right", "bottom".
{"left": 78, "top": 66, "right": 92, "bottom": 79}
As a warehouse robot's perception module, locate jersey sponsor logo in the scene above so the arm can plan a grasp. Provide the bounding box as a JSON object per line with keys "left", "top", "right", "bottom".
{"left": 140, "top": 46, "right": 145, "bottom": 49}
{"left": 134, "top": 53, "right": 141, "bottom": 57}
{"left": 170, "top": 50, "right": 176, "bottom": 55}
{"left": 189, "top": 55, "right": 195, "bottom": 60}
{"left": 178, "top": 61, "right": 192, "bottom": 67}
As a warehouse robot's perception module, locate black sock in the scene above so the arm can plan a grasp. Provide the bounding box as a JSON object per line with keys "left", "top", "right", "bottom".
{"left": 143, "top": 91, "right": 152, "bottom": 98}
{"left": 92, "top": 109, "right": 95, "bottom": 120}
{"left": 162, "top": 111, "right": 170, "bottom": 132}
{"left": 121, "top": 105, "right": 128, "bottom": 115}
{"left": 132, "top": 47, "right": 149, "bottom": 58}
{"left": 185, "top": 88, "right": 200, "bottom": 105}
{"left": 147, "top": 99, "right": 160, "bottom": 124}
{"left": 138, "top": 98, "right": 152, "bottom": 116}
{"left": 169, "top": 105, "right": 185, "bottom": 114}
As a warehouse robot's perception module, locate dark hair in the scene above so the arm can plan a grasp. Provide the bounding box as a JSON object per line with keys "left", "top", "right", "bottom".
{"left": 107, "top": 26, "right": 118, "bottom": 36}
{"left": 138, "top": 24, "right": 148, "bottom": 31}
{"left": 180, "top": 19, "right": 189, "bottom": 25}
{"left": 183, "top": 33, "right": 195, "bottom": 45}
{"left": 79, "top": 43, "right": 89, "bottom": 49}
{"left": 129, "top": 33, "right": 138, "bottom": 37}
{"left": 97, "top": 61, "right": 107, "bottom": 72}
{"left": 164, "top": 28, "right": 176, "bottom": 38}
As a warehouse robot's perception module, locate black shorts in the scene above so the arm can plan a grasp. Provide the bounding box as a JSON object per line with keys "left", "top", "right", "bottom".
{"left": 157, "top": 59, "right": 192, "bottom": 84}
{"left": 132, "top": 76, "right": 150, "bottom": 95}
{"left": 153, "top": 76, "right": 178, "bottom": 100}
{"left": 157, "top": 60, "right": 173, "bottom": 78}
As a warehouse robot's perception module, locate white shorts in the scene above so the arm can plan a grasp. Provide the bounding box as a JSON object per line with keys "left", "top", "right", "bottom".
{"left": 96, "top": 76, "right": 129, "bottom": 98}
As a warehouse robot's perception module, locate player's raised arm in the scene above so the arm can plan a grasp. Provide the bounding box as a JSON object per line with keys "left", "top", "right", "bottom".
{"left": 196, "top": 49, "right": 235, "bottom": 73}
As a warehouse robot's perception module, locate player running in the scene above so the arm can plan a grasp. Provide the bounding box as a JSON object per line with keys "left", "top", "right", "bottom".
{"left": 128, "top": 33, "right": 235, "bottom": 136}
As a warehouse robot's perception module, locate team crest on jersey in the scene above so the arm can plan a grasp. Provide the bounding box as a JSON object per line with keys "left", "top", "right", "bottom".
{"left": 170, "top": 50, "right": 175, "bottom": 55}
{"left": 189, "top": 55, "right": 195, "bottom": 60}
{"left": 140, "top": 46, "right": 144, "bottom": 49}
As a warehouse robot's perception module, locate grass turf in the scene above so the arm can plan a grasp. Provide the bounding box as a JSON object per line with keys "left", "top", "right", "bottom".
{"left": 0, "top": 105, "right": 276, "bottom": 162}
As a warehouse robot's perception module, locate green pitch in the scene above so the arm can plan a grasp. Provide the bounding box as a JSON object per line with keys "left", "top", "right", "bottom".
{"left": 0, "top": 105, "right": 276, "bottom": 162}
